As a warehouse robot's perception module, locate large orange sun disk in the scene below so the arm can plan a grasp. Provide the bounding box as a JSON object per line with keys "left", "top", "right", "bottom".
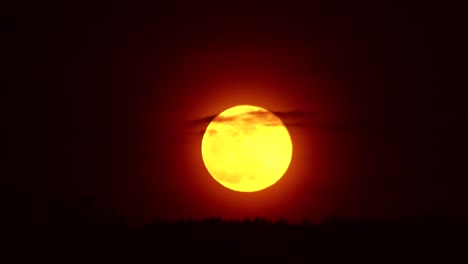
{"left": 201, "top": 105, "right": 293, "bottom": 192}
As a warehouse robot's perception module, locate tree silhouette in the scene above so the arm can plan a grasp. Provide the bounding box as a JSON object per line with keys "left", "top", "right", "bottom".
{"left": 4, "top": 195, "right": 467, "bottom": 263}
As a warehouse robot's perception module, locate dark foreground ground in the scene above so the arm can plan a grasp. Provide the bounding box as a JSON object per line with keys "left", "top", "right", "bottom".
{"left": 5, "top": 212, "right": 468, "bottom": 263}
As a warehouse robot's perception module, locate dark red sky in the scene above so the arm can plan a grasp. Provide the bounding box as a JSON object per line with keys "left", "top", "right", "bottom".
{"left": 6, "top": 1, "right": 467, "bottom": 224}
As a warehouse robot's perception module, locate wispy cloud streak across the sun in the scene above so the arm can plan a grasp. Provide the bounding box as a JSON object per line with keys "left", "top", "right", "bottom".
{"left": 186, "top": 110, "right": 364, "bottom": 135}
{"left": 187, "top": 110, "right": 317, "bottom": 127}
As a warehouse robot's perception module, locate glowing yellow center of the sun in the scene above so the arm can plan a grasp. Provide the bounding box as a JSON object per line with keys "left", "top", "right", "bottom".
{"left": 201, "top": 105, "right": 293, "bottom": 192}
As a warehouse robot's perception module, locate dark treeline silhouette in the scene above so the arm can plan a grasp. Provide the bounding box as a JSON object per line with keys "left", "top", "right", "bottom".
{"left": 4, "top": 196, "right": 467, "bottom": 263}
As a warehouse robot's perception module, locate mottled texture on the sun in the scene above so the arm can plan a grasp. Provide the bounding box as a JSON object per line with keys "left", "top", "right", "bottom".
{"left": 201, "top": 105, "right": 292, "bottom": 192}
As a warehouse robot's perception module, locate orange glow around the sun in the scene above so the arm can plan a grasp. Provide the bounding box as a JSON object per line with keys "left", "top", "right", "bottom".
{"left": 145, "top": 42, "right": 344, "bottom": 222}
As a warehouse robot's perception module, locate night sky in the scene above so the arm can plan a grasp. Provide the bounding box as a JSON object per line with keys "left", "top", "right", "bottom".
{"left": 5, "top": 0, "right": 467, "bottom": 225}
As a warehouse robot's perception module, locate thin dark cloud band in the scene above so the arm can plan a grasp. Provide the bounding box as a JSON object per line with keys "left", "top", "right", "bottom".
{"left": 187, "top": 110, "right": 316, "bottom": 127}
